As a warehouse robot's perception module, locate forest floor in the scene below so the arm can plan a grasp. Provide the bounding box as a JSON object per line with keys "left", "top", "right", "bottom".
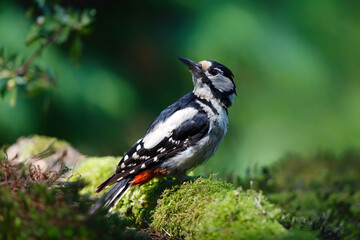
{"left": 1, "top": 136, "right": 359, "bottom": 240}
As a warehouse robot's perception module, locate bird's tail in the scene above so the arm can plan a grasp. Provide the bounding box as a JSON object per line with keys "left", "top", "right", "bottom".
{"left": 88, "top": 179, "right": 132, "bottom": 215}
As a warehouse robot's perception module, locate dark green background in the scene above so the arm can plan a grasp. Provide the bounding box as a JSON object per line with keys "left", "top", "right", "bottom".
{"left": 1, "top": 0, "right": 359, "bottom": 176}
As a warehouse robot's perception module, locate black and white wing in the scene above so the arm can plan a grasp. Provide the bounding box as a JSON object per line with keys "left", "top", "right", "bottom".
{"left": 96, "top": 94, "right": 209, "bottom": 192}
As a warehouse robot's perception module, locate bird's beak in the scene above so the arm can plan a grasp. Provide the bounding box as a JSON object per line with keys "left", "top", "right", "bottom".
{"left": 178, "top": 57, "right": 202, "bottom": 77}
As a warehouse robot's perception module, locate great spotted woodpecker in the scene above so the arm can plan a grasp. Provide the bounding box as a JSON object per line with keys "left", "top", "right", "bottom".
{"left": 88, "top": 57, "right": 236, "bottom": 214}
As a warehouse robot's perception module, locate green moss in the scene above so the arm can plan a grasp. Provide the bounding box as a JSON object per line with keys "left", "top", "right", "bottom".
{"left": 70, "top": 156, "right": 166, "bottom": 223}
{"left": 246, "top": 151, "right": 360, "bottom": 239}
{"left": 151, "top": 177, "right": 233, "bottom": 239}
{"left": 73, "top": 155, "right": 285, "bottom": 238}
{"left": 61, "top": 143, "right": 359, "bottom": 239}
{"left": 195, "top": 189, "right": 286, "bottom": 240}
{"left": 114, "top": 177, "right": 183, "bottom": 225}
{"left": 70, "top": 156, "right": 121, "bottom": 196}
{"left": 73, "top": 158, "right": 319, "bottom": 239}
{"left": 0, "top": 180, "right": 145, "bottom": 240}
{"left": 149, "top": 177, "right": 314, "bottom": 240}
{"left": 74, "top": 159, "right": 291, "bottom": 239}
{"left": 71, "top": 156, "right": 190, "bottom": 225}
{"left": 1, "top": 139, "right": 145, "bottom": 240}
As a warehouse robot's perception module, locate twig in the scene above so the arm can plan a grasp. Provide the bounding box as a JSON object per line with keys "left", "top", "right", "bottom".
{"left": 162, "top": 228, "right": 172, "bottom": 237}
{"left": 253, "top": 192, "right": 266, "bottom": 215}
{"left": 16, "top": 28, "right": 62, "bottom": 76}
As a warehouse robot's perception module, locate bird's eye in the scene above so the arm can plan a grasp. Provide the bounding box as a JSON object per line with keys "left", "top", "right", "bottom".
{"left": 209, "top": 68, "right": 218, "bottom": 76}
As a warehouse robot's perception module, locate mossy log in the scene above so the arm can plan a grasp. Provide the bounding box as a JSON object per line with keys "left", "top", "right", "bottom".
{"left": 73, "top": 157, "right": 318, "bottom": 240}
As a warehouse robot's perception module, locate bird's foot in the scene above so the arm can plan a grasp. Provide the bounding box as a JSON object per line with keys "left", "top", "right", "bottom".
{"left": 183, "top": 175, "right": 197, "bottom": 180}
{"left": 181, "top": 175, "right": 197, "bottom": 185}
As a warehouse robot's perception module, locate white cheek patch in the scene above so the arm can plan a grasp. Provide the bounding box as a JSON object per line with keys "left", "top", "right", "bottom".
{"left": 142, "top": 107, "right": 198, "bottom": 149}
{"left": 211, "top": 75, "right": 234, "bottom": 93}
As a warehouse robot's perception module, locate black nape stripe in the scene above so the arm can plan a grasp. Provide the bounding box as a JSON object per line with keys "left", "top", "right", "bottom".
{"left": 201, "top": 77, "right": 233, "bottom": 108}
{"left": 195, "top": 97, "right": 219, "bottom": 115}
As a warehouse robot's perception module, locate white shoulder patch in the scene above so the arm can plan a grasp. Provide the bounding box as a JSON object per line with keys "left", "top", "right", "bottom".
{"left": 142, "top": 107, "right": 198, "bottom": 149}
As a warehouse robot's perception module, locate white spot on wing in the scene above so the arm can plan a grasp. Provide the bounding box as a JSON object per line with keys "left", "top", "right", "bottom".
{"left": 140, "top": 155, "right": 150, "bottom": 160}
{"left": 132, "top": 152, "right": 139, "bottom": 159}
{"left": 121, "top": 163, "right": 126, "bottom": 169}
{"left": 153, "top": 156, "right": 159, "bottom": 162}
{"left": 141, "top": 164, "right": 146, "bottom": 169}
{"left": 169, "top": 137, "right": 180, "bottom": 145}
{"left": 136, "top": 145, "right": 141, "bottom": 151}
{"left": 157, "top": 147, "right": 166, "bottom": 153}
{"left": 130, "top": 170, "right": 135, "bottom": 174}
{"left": 124, "top": 155, "right": 129, "bottom": 161}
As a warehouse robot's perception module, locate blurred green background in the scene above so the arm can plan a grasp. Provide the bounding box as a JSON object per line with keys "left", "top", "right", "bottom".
{"left": 1, "top": 0, "right": 360, "bottom": 176}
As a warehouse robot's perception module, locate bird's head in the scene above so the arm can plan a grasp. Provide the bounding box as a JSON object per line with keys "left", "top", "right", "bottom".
{"left": 178, "top": 57, "right": 236, "bottom": 108}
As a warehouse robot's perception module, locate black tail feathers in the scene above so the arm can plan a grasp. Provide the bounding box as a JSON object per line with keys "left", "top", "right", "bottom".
{"left": 88, "top": 179, "right": 132, "bottom": 215}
